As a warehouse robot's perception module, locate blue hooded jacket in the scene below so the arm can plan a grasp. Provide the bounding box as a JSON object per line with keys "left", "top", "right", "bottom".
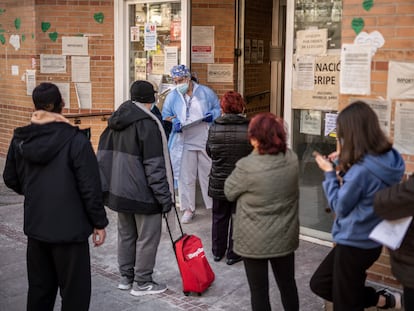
{"left": 323, "top": 148, "right": 405, "bottom": 249}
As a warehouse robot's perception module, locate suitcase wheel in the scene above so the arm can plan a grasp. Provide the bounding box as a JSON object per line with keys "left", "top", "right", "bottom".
{"left": 183, "top": 291, "right": 202, "bottom": 296}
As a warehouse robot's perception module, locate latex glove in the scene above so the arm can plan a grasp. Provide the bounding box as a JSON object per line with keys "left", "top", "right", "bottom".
{"left": 203, "top": 112, "right": 213, "bottom": 123}
{"left": 173, "top": 121, "right": 182, "bottom": 133}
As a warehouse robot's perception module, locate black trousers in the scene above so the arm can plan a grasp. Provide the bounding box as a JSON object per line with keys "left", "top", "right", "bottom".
{"left": 310, "top": 244, "right": 382, "bottom": 311}
{"left": 243, "top": 252, "right": 299, "bottom": 311}
{"left": 404, "top": 286, "right": 414, "bottom": 311}
{"left": 211, "top": 199, "right": 239, "bottom": 259}
{"left": 26, "top": 238, "right": 91, "bottom": 311}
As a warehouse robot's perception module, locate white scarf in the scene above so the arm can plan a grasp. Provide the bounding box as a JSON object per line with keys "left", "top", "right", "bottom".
{"left": 134, "top": 102, "right": 178, "bottom": 230}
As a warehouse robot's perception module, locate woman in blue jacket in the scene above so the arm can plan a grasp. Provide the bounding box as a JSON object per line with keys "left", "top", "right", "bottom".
{"left": 310, "top": 101, "right": 405, "bottom": 310}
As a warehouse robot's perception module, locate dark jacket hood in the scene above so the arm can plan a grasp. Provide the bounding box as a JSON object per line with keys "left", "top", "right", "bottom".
{"left": 108, "top": 100, "right": 150, "bottom": 131}
{"left": 13, "top": 114, "right": 78, "bottom": 165}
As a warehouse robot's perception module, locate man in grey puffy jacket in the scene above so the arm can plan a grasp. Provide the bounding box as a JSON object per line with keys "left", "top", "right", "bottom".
{"left": 97, "top": 80, "right": 174, "bottom": 296}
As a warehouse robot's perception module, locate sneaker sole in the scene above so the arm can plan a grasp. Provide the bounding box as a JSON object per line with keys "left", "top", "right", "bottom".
{"left": 118, "top": 284, "right": 132, "bottom": 290}
{"left": 394, "top": 292, "right": 402, "bottom": 309}
{"left": 130, "top": 287, "right": 167, "bottom": 296}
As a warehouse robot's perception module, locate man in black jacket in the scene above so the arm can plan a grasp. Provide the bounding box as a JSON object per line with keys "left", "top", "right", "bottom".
{"left": 3, "top": 83, "right": 108, "bottom": 311}
{"left": 97, "top": 80, "right": 174, "bottom": 296}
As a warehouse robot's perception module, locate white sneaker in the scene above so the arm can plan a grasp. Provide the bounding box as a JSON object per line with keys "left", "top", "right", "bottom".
{"left": 181, "top": 210, "right": 195, "bottom": 224}
{"left": 130, "top": 281, "right": 167, "bottom": 296}
{"left": 117, "top": 276, "right": 133, "bottom": 290}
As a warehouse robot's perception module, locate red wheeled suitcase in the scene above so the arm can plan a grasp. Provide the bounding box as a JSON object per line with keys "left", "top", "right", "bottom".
{"left": 164, "top": 210, "right": 215, "bottom": 296}
{"left": 174, "top": 234, "right": 215, "bottom": 295}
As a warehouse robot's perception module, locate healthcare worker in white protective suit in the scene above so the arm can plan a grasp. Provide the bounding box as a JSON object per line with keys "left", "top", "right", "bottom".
{"left": 162, "top": 64, "right": 221, "bottom": 223}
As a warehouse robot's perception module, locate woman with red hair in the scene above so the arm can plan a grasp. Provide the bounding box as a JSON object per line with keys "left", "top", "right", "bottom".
{"left": 224, "top": 112, "right": 300, "bottom": 311}
{"left": 206, "top": 91, "right": 252, "bottom": 265}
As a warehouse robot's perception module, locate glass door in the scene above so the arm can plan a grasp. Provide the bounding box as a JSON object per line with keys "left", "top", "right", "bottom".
{"left": 114, "top": 0, "right": 189, "bottom": 108}
{"left": 284, "top": 0, "right": 343, "bottom": 240}
{"left": 128, "top": 1, "right": 182, "bottom": 95}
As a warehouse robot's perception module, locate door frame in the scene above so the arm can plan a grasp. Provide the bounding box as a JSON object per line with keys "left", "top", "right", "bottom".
{"left": 114, "top": 0, "right": 191, "bottom": 108}
{"left": 236, "top": 0, "right": 286, "bottom": 118}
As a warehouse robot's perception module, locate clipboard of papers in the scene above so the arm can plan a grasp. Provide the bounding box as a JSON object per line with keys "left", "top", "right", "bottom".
{"left": 181, "top": 117, "right": 205, "bottom": 130}
{"left": 369, "top": 216, "right": 413, "bottom": 250}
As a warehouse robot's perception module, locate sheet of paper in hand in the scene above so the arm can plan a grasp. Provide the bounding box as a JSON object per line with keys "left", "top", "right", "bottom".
{"left": 369, "top": 216, "right": 413, "bottom": 250}
{"left": 181, "top": 117, "right": 205, "bottom": 130}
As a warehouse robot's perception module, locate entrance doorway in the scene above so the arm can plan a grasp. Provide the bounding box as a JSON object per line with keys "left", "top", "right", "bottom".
{"left": 237, "top": 0, "right": 286, "bottom": 118}
{"left": 239, "top": 0, "right": 333, "bottom": 241}
{"left": 114, "top": 0, "right": 190, "bottom": 108}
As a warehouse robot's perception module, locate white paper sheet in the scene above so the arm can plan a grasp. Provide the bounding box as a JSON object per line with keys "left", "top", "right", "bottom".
{"left": 340, "top": 44, "right": 371, "bottom": 95}
{"left": 181, "top": 117, "right": 205, "bottom": 130}
{"left": 369, "top": 216, "right": 413, "bottom": 250}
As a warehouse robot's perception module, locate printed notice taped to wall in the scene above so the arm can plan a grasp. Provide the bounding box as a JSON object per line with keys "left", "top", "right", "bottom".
{"left": 75, "top": 83, "right": 92, "bottom": 109}
{"left": 26, "top": 70, "right": 36, "bottom": 96}
{"left": 294, "top": 55, "right": 315, "bottom": 91}
{"left": 296, "top": 28, "right": 327, "bottom": 56}
{"left": 40, "top": 54, "right": 66, "bottom": 73}
{"left": 292, "top": 54, "right": 340, "bottom": 110}
{"left": 62, "top": 37, "right": 88, "bottom": 56}
{"left": 300, "top": 110, "right": 321, "bottom": 136}
{"left": 192, "top": 26, "right": 214, "bottom": 63}
{"left": 394, "top": 101, "right": 414, "bottom": 155}
{"left": 340, "top": 44, "right": 371, "bottom": 95}
{"left": 71, "top": 56, "right": 90, "bottom": 83}
{"left": 53, "top": 82, "right": 70, "bottom": 108}
{"left": 207, "top": 64, "right": 233, "bottom": 83}
{"left": 350, "top": 97, "right": 391, "bottom": 136}
{"left": 387, "top": 61, "right": 414, "bottom": 100}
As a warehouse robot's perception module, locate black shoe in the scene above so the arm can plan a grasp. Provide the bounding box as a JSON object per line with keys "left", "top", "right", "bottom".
{"left": 226, "top": 257, "right": 242, "bottom": 265}
{"left": 377, "top": 288, "right": 402, "bottom": 309}
{"left": 213, "top": 256, "right": 223, "bottom": 262}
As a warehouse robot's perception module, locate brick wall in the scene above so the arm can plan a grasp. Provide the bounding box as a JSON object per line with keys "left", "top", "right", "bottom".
{"left": 0, "top": 0, "right": 36, "bottom": 155}
{"left": 1, "top": 0, "right": 238, "bottom": 156}
{"left": 191, "top": 0, "right": 236, "bottom": 97}
{"left": 0, "top": 0, "right": 114, "bottom": 155}
{"left": 340, "top": 0, "right": 414, "bottom": 288}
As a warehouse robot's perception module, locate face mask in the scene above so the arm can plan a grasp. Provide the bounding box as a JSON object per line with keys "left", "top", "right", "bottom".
{"left": 176, "top": 82, "right": 189, "bottom": 95}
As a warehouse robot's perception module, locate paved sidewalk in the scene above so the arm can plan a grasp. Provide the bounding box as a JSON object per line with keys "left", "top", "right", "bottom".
{"left": 0, "top": 157, "right": 332, "bottom": 311}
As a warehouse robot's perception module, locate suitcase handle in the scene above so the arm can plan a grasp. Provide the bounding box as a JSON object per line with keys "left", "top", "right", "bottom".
{"left": 163, "top": 202, "right": 185, "bottom": 247}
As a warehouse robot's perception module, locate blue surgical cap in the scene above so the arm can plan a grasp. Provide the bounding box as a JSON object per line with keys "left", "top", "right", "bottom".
{"left": 170, "top": 64, "right": 191, "bottom": 78}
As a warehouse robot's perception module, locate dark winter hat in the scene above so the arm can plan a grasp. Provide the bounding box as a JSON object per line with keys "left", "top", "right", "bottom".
{"left": 130, "top": 80, "right": 157, "bottom": 103}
